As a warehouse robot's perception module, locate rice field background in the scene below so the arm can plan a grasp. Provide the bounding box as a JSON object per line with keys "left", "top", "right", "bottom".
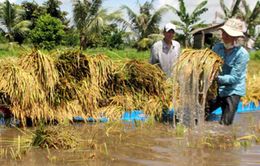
{"left": 0, "top": 44, "right": 259, "bottom": 165}
{"left": 0, "top": 44, "right": 259, "bottom": 126}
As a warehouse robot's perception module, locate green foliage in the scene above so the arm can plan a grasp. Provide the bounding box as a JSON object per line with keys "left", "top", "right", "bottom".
{"left": 62, "top": 27, "right": 80, "bottom": 47}
{"left": 21, "top": 1, "right": 46, "bottom": 29}
{"left": 122, "top": 0, "right": 167, "bottom": 41}
{"left": 106, "top": 30, "right": 125, "bottom": 49}
{"left": 167, "top": 0, "right": 208, "bottom": 47}
{"left": 84, "top": 47, "right": 150, "bottom": 60}
{"left": 30, "top": 14, "right": 64, "bottom": 50}
{"left": 102, "top": 24, "right": 125, "bottom": 49}
{"left": 137, "top": 38, "right": 153, "bottom": 51}
{"left": 249, "top": 50, "right": 260, "bottom": 60}
{"left": 254, "top": 34, "right": 260, "bottom": 50}
{"left": 0, "top": 33, "right": 7, "bottom": 43}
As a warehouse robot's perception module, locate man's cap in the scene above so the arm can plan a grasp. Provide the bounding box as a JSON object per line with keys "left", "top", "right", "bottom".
{"left": 164, "top": 23, "right": 176, "bottom": 32}
{"left": 220, "top": 18, "right": 245, "bottom": 37}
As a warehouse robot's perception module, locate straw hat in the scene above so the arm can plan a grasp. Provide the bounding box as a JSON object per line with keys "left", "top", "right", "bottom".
{"left": 164, "top": 23, "right": 176, "bottom": 32}
{"left": 220, "top": 18, "right": 245, "bottom": 37}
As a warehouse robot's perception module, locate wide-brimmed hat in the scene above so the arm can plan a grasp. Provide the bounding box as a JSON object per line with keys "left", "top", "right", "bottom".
{"left": 164, "top": 23, "right": 176, "bottom": 32}
{"left": 220, "top": 18, "right": 245, "bottom": 37}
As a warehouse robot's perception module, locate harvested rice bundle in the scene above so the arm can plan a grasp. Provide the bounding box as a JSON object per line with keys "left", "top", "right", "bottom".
{"left": 0, "top": 60, "right": 46, "bottom": 126}
{"left": 124, "top": 60, "right": 166, "bottom": 95}
{"left": 242, "top": 74, "right": 260, "bottom": 106}
{"left": 0, "top": 61, "right": 45, "bottom": 109}
{"left": 54, "top": 100, "right": 84, "bottom": 122}
{"left": 101, "top": 61, "right": 128, "bottom": 98}
{"left": 95, "top": 105, "right": 123, "bottom": 121}
{"left": 19, "top": 50, "right": 59, "bottom": 102}
{"left": 84, "top": 54, "right": 114, "bottom": 113}
{"left": 109, "top": 94, "right": 135, "bottom": 110}
{"left": 100, "top": 60, "right": 168, "bottom": 113}
{"left": 75, "top": 80, "right": 101, "bottom": 118}
{"left": 32, "top": 125, "right": 80, "bottom": 149}
{"left": 12, "top": 101, "right": 53, "bottom": 126}
{"left": 56, "top": 50, "right": 91, "bottom": 82}
{"left": 88, "top": 54, "right": 113, "bottom": 86}
{"left": 54, "top": 50, "right": 91, "bottom": 104}
{"left": 172, "top": 48, "right": 223, "bottom": 127}
{"left": 139, "top": 96, "right": 164, "bottom": 117}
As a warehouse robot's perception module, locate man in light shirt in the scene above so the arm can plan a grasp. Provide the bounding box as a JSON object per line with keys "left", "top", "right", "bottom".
{"left": 150, "top": 23, "right": 181, "bottom": 77}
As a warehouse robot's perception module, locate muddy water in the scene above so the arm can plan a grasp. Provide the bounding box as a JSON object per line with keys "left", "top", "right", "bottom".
{"left": 0, "top": 112, "right": 260, "bottom": 166}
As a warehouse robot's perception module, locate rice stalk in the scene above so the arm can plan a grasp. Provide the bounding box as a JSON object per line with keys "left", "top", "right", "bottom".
{"left": 19, "top": 50, "right": 59, "bottom": 103}
{"left": 0, "top": 61, "right": 46, "bottom": 125}
{"left": 242, "top": 74, "right": 260, "bottom": 106}
{"left": 172, "top": 48, "right": 223, "bottom": 127}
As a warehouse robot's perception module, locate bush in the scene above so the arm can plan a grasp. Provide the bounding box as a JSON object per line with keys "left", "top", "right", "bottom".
{"left": 106, "top": 30, "right": 125, "bottom": 49}
{"left": 255, "top": 34, "right": 260, "bottom": 50}
{"left": 137, "top": 38, "right": 153, "bottom": 51}
{"left": 250, "top": 50, "right": 260, "bottom": 60}
{"left": 62, "top": 28, "right": 79, "bottom": 47}
{"left": 30, "top": 14, "right": 64, "bottom": 50}
{"left": 0, "top": 33, "right": 7, "bottom": 43}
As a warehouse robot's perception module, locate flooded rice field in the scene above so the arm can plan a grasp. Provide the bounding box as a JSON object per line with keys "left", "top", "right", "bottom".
{"left": 0, "top": 112, "right": 260, "bottom": 166}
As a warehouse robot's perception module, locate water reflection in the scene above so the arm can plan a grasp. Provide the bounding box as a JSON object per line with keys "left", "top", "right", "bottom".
{"left": 0, "top": 112, "right": 259, "bottom": 166}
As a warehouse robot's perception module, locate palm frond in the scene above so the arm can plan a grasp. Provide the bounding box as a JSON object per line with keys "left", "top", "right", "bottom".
{"left": 171, "top": 20, "right": 185, "bottom": 30}
{"left": 179, "top": 0, "right": 186, "bottom": 18}
{"left": 231, "top": 0, "right": 242, "bottom": 17}
{"left": 249, "top": 1, "right": 260, "bottom": 23}
{"left": 166, "top": 4, "right": 179, "bottom": 14}
{"left": 120, "top": 5, "right": 138, "bottom": 25}
{"left": 190, "top": 0, "right": 208, "bottom": 23}
{"left": 220, "top": 0, "right": 230, "bottom": 18}
{"left": 191, "top": 0, "right": 207, "bottom": 15}
{"left": 241, "top": 0, "right": 251, "bottom": 14}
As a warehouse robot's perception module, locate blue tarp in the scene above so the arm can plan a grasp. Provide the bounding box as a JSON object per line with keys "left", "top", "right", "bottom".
{"left": 1, "top": 102, "right": 259, "bottom": 125}
{"left": 212, "top": 101, "right": 260, "bottom": 115}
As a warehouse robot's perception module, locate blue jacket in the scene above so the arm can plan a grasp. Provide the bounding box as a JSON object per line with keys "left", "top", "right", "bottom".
{"left": 212, "top": 43, "right": 249, "bottom": 97}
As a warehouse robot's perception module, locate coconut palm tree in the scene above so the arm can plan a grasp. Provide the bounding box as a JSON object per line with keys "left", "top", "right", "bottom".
{"left": 72, "top": 0, "right": 124, "bottom": 49}
{"left": 167, "top": 0, "right": 208, "bottom": 47}
{"left": 0, "top": 0, "right": 31, "bottom": 44}
{"left": 121, "top": 0, "right": 167, "bottom": 41}
{"left": 43, "top": 0, "right": 69, "bottom": 25}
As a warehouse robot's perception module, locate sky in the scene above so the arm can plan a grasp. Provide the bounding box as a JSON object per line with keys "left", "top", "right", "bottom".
{"left": 1, "top": 0, "right": 259, "bottom": 28}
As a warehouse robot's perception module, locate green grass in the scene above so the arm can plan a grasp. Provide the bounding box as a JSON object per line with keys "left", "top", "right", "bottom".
{"left": 0, "top": 43, "right": 21, "bottom": 58}
{"left": 249, "top": 50, "right": 260, "bottom": 60}
{"left": 0, "top": 43, "right": 258, "bottom": 67}
{"left": 84, "top": 47, "right": 150, "bottom": 60}
{"left": 0, "top": 44, "right": 150, "bottom": 61}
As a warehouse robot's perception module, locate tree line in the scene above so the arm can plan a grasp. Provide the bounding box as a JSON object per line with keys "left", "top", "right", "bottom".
{"left": 0, "top": 0, "right": 259, "bottom": 50}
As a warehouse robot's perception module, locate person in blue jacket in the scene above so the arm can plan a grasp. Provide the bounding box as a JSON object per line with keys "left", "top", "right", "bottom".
{"left": 206, "top": 18, "right": 249, "bottom": 125}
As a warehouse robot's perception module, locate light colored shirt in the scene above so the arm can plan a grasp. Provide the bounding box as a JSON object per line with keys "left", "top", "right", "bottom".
{"left": 212, "top": 43, "right": 249, "bottom": 97}
{"left": 150, "top": 40, "right": 180, "bottom": 77}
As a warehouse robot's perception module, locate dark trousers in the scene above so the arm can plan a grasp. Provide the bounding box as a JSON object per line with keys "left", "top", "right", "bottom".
{"left": 205, "top": 95, "right": 241, "bottom": 125}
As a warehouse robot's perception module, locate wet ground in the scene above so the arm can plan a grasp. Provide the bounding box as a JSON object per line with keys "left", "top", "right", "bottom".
{"left": 0, "top": 112, "right": 260, "bottom": 166}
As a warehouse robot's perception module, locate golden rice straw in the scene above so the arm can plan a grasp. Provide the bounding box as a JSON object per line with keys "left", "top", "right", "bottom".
{"left": 97, "top": 105, "right": 124, "bottom": 121}
{"left": 19, "top": 50, "right": 59, "bottom": 103}
{"left": 172, "top": 48, "right": 223, "bottom": 127}
{"left": 12, "top": 102, "right": 52, "bottom": 126}
{"left": 242, "top": 74, "right": 260, "bottom": 106}
{"left": 75, "top": 80, "right": 101, "bottom": 118}
{"left": 0, "top": 61, "right": 45, "bottom": 109}
{"left": 54, "top": 100, "right": 84, "bottom": 122}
